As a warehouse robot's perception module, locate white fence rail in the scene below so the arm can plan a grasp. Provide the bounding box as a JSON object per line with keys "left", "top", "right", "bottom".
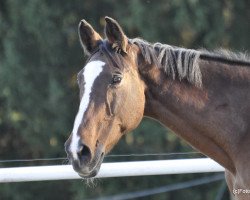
{"left": 0, "top": 158, "right": 224, "bottom": 183}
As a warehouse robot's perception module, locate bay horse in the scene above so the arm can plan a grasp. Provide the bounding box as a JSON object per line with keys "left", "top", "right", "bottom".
{"left": 64, "top": 16, "right": 250, "bottom": 199}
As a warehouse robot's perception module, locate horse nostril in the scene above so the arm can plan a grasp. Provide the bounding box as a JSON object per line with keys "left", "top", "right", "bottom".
{"left": 77, "top": 144, "right": 92, "bottom": 164}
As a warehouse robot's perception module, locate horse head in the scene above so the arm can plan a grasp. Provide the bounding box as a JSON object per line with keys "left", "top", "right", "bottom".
{"left": 65, "top": 17, "right": 145, "bottom": 177}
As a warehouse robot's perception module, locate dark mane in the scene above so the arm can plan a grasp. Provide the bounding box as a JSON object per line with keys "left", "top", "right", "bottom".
{"left": 131, "top": 38, "right": 202, "bottom": 87}
{"left": 130, "top": 38, "right": 250, "bottom": 88}
{"left": 200, "top": 49, "right": 250, "bottom": 67}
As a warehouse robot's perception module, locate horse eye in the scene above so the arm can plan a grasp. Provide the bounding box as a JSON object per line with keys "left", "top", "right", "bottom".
{"left": 112, "top": 74, "right": 122, "bottom": 84}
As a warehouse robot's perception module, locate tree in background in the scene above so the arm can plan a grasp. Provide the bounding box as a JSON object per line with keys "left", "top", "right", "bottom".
{"left": 0, "top": 0, "right": 249, "bottom": 199}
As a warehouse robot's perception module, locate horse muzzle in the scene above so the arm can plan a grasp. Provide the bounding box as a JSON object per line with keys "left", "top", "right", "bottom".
{"left": 65, "top": 141, "right": 104, "bottom": 178}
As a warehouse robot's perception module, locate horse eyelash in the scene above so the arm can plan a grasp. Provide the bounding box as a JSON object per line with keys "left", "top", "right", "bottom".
{"left": 113, "top": 71, "right": 122, "bottom": 75}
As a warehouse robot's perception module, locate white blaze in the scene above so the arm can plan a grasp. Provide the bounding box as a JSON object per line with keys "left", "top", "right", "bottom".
{"left": 70, "top": 60, "right": 105, "bottom": 160}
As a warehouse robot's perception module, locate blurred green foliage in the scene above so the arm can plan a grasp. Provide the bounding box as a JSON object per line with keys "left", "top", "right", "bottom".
{"left": 0, "top": 0, "right": 249, "bottom": 199}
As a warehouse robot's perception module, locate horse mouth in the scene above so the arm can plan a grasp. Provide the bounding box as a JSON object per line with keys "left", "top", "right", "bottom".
{"left": 76, "top": 152, "right": 104, "bottom": 178}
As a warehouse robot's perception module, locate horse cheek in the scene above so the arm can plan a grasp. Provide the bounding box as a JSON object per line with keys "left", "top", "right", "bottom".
{"left": 127, "top": 85, "right": 145, "bottom": 131}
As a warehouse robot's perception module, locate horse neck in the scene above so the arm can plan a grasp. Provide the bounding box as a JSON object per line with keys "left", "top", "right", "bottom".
{"left": 138, "top": 58, "right": 250, "bottom": 174}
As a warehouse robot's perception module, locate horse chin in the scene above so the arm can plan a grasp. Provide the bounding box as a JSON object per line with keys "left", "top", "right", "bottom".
{"left": 77, "top": 153, "right": 104, "bottom": 178}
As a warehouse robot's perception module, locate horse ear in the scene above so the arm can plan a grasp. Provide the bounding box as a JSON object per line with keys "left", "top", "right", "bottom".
{"left": 104, "top": 16, "right": 128, "bottom": 54}
{"left": 78, "top": 19, "right": 102, "bottom": 55}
